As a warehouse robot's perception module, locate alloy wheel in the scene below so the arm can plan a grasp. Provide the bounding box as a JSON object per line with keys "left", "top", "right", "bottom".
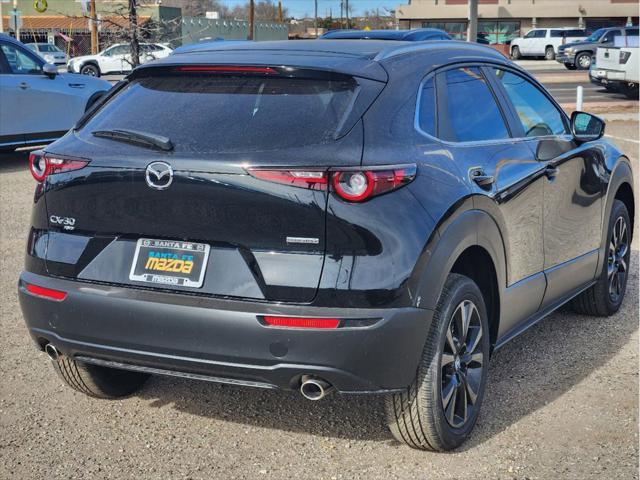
{"left": 608, "top": 216, "right": 629, "bottom": 303}
{"left": 440, "top": 300, "right": 484, "bottom": 429}
{"left": 578, "top": 54, "right": 591, "bottom": 69}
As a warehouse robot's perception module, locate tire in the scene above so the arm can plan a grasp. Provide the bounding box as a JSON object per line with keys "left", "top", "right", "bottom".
{"left": 545, "top": 46, "right": 555, "bottom": 60}
{"left": 623, "top": 85, "right": 639, "bottom": 100}
{"left": 80, "top": 64, "right": 100, "bottom": 77}
{"left": 575, "top": 52, "right": 592, "bottom": 70}
{"left": 571, "top": 200, "right": 631, "bottom": 316}
{"left": 52, "top": 355, "right": 149, "bottom": 399}
{"left": 385, "top": 273, "right": 490, "bottom": 451}
{"left": 564, "top": 63, "right": 577, "bottom": 70}
{"left": 511, "top": 46, "right": 521, "bottom": 60}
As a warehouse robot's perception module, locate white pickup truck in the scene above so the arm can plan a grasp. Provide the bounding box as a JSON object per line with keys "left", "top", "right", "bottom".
{"left": 510, "top": 28, "right": 588, "bottom": 60}
{"left": 590, "top": 41, "right": 639, "bottom": 99}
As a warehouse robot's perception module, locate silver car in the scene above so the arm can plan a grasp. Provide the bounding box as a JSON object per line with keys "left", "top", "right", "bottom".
{"left": 0, "top": 34, "right": 112, "bottom": 151}
{"left": 26, "top": 42, "right": 68, "bottom": 66}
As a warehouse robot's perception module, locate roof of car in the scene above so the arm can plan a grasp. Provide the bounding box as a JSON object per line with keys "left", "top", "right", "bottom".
{"left": 141, "top": 39, "right": 508, "bottom": 82}
{"left": 320, "top": 28, "right": 449, "bottom": 41}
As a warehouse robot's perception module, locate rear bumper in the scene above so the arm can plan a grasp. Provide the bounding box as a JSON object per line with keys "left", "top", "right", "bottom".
{"left": 18, "top": 271, "right": 432, "bottom": 394}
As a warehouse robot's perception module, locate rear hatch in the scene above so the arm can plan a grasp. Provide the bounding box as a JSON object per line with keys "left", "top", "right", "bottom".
{"left": 596, "top": 47, "right": 623, "bottom": 71}
{"left": 42, "top": 64, "right": 385, "bottom": 302}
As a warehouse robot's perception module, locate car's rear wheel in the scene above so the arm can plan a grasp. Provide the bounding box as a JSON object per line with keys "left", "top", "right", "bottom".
{"left": 385, "top": 273, "right": 490, "bottom": 451}
{"left": 571, "top": 200, "right": 631, "bottom": 316}
{"left": 576, "top": 52, "right": 592, "bottom": 70}
{"left": 545, "top": 46, "right": 555, "bottom": 60}
{"left": 623, "top": 84, "right": 639, "bottom": 99}
{"left": 51, "top": 354, "right": 149, "bottom": 399}
{"left": 564, "top": 63, "right": 577, "bottom": 70}
{"left": 80, "top": 64, "right": 100, "bottom": 77}
{"left": 511, "top": 46, "right": 521, "bottom": 60}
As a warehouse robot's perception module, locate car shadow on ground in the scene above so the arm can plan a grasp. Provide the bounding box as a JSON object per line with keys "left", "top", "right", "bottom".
{"left": 136, "top": 252, "right": 638, "bottom": 449}
{"left": 0, "top": 149, "right": 37, "bottom": 175}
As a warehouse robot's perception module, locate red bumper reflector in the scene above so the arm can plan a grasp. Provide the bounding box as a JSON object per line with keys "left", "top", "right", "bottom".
{"left": 25, "top": 283, "right": 67, "bottom": 301}
{"left": 262, "top": 316, "right": 340, "bottom": 329}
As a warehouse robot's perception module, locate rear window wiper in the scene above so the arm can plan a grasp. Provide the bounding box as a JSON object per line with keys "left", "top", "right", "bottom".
{"left": 91, "top": 128, "right": 173, "bottom": 151}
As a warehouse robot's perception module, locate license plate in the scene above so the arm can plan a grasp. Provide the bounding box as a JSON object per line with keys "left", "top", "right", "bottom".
{"left": 129, "top": 239, "right": 210, "bottom": 288}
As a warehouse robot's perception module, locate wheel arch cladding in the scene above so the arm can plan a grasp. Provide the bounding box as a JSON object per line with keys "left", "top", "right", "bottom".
{"left": 413, "top": 209, "right": 506, "bottom": 348}
{"left": 597, "top": 159, "right": 635, "bottom": 275}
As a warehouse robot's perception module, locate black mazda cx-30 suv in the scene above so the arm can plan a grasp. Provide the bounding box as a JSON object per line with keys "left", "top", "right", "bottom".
{"left": 19, "top": 40, "right": 634, "bottom": 451}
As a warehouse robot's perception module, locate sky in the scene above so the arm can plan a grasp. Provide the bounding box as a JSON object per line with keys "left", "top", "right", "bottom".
{"left": 220, "top": 1, "right": 399, "bottom": 19}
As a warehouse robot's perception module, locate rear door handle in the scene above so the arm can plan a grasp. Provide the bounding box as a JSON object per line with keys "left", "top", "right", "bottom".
{"left": 470, "top": 168, "right": 495, "bottom": 189}
{"left": 19, "top": 82, "right": 29, "bottom": 90}
{"left": 544, "top": 165, "right": 559, "bottom": 180}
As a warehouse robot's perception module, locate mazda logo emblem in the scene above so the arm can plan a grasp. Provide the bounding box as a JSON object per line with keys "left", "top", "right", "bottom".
{"left": 145, "top": 161, "right": 173, "bottom": 190}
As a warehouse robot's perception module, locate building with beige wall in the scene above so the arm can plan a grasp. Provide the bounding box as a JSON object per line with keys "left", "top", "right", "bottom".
{"left": 396, "top": 0, "right": 639, "bottom": 44}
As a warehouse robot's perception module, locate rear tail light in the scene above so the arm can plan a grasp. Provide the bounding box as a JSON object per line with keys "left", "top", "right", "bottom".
{"left": 262, "top": 316, "right": 340, "bottom": 329}
{"left": 174, "top": 65, "right": 278, "bottom": 75}
{"left": 25, "top": 283, "right": 67, "bottom": 301}
{"left": 247, "top": 164, "right": 416, "bottom": 202}
{"left": 29, "top": 151, "right": 89, "bottom": 183}
{"left": 620, "top": 51, "right": 632, "bottom": 64}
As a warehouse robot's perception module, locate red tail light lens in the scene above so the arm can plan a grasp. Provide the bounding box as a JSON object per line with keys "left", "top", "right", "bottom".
{"left": 332, "top": 165, "right": 417, "bottom": 202}
{"left": 174, "top": 65, "right": 278, "bottom": 75}
{"left": 29, "top": 151, "right": 89, "bottom": 183}
{"left": 262, "top": 316, "right": 340, "bottom": 329}
{"left": 247, "top": 169, "right": 328, "bottom": 190}
{"left": 25, "top": 283, "right": 67, "bottom": 301}
{"left": 246, "top": 164, "right": 416, "bottom": 202}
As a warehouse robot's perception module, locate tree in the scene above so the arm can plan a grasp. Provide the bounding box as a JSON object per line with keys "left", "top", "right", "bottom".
{"left": 230, "top": 1, "right": 288, "bottom": 22}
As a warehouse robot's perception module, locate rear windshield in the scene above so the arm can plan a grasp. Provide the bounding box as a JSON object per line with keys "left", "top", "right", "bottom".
{"left": 80, "top": 74, "right": 357, "bottom": 153}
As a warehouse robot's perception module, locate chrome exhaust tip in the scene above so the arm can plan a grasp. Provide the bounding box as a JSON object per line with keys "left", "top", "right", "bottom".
{"left": 300, "top": 375, "right": 334, "bottom": 401}
{"left": 44, "top": 344, "right": 59, "bottom": 361}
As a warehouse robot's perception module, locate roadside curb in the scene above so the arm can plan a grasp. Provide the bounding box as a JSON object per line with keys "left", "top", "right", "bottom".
{"left": 560, "top": 101, "right": 639, "bottom": 114}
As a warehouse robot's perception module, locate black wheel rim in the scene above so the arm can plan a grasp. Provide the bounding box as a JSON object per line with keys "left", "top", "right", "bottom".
{"left": 440, "top": 300, "right": 484, "bottom": 429}
{"left": 608, "top": 216, "right": 629, "bottom": 303}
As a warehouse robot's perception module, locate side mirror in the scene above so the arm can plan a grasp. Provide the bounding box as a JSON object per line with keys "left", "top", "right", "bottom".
{"left": 43, "top": 63, "right": 58, "bottom": 78}
{"left": 571, "top": 111, "right": 605, "bottom": 142}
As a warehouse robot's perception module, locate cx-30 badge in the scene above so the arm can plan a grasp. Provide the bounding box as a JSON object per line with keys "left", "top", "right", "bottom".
{"left": 145, "top": 162, "right": 173, "bottom": 190}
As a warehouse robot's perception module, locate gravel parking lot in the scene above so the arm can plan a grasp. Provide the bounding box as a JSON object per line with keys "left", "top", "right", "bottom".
{"left": 1, "top": 119, "right": 638, "bottom": 480}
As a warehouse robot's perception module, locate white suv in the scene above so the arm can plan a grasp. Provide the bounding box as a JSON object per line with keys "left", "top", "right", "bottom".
{"left": 510, "top": 28, "right": 588, "bottom": 60}
{"left": 67, "top": 43, "right": 173, "bottom": 77}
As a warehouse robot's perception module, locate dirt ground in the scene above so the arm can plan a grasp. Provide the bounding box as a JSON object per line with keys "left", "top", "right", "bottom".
{"left": 1, "top": 120, "right": 638, "bottom": 480}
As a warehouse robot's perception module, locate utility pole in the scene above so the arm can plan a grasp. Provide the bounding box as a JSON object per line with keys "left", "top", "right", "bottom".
{"left": 277, "top": 0, "right": 283, "bottom": 23}
{"left": 0, "top": 0, "right": 4, "bottom": 34}
{"left": 248, "top": 0, "right": 254, "bottom": 40}
{"left": 90, "top": 0, "right": 98, "bottom": 54}
{"left": 314, "top": 0, "right": 318, "bottom": 38}
{"left": 467, "top": 0, "right": 478, "bottom": 43}
{"left": 345, "top": 0, "right": 349, "bottom": 29}
{"left": 340, "top": 1, "right": 343, "bottom": 29}
{"left": 129, "top": 0, "right": 140, "bottom": 67}
{"left": 12, "top": 0, "right": 20, "bottom": 41}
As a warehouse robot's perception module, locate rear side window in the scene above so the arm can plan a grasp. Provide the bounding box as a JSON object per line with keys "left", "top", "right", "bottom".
{"left": 417, "top": 76, "right": 436, "bottom": 136}
{"left": 79, "top": 74, "right": 358, "bottom": 153}
{"left": 439, "top": 67, "right": 509, "bottom": 143}
{"left": 550, "top": 30, "right": 564, "bottom": 38}
{"left": 492, "top": 69, "right": 567, "bottom": 137}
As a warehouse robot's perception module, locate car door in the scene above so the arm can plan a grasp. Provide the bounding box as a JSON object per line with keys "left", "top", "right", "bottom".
{"left": 530, "top": 29, "right": 548, "bottom": 55}
{"left": 0, "top": 43, "right": 26, "bottom": 146}
{"left": 600, "top": 29, "right": 623, "bottom": 48}
{"left": 489, "top": 66, "right": 605, "bottom": 308}
{"left": 519, "top": 30, "right": 537, "bottom": 55}
{"left": 426, "top": 65, "right": 547, "bottom": 336}
{"left": 0, "top": 40, "right": 85, "bottom": 140}
{"left": 99, "top": 45, "right": 126, "bottom": 74}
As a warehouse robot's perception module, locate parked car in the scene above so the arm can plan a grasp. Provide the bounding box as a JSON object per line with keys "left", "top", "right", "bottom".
{"left": 321, "top": 28, "right": 452, "bottom": 41}
{"left": 557, "top": 26, "right": 639, "bottom": 70}
{"left": 20, "top": 39, "right": 633, "bottom": 451}
{"left": 510, "top": 27, "right": 588, "bottom": 60}
{"left": 590, "top": 45, "right": 639, "bottom": 98}
{"left": 0, "top": 34, "right": 111, "bottom": 151}
{"left": 25, "top": 42, "right": 68, "bottom": 66}
{"left": 67, "top": 42, "right": 173, "bottom": 77}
